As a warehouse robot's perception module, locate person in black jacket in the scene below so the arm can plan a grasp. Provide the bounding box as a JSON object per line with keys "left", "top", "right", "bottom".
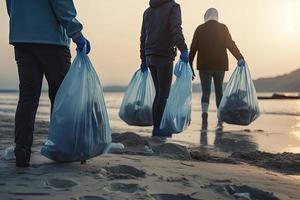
{"left": 140, "top": 0, "right": 189, "bottom": 138}
{"left": 189, "top": 8, "right": 245, "bottom": 130}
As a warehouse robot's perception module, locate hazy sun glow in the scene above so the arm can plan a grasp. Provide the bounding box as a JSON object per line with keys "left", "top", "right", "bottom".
{"left": 0, "top": 0, "right": 300, "bottom": 88}
{"left": 282, "top": 1, "right": 298, "bottom": 34}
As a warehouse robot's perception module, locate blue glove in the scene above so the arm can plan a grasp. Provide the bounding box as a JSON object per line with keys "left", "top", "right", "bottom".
{"left": 180, "top": 50, "right": 189, "bottom": 63}
{"left": 238, "top": 58, "right": 246, "bottom": 67}
{"left": 140, "top": 62, "right": 148, "bottom": 73}
{"left": 73, "top": 34, "right": 91, "bottom": 54}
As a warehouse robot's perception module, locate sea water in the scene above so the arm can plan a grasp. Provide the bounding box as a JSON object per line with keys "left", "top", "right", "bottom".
{"left": 0, "top": 91, "right": 299, "bottom": 153}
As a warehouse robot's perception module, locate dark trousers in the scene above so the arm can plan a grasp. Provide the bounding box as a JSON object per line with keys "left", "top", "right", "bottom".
{"left": 199, "top": 70, "right": 225, "bottom": 110}
{"left": 146, "top": 55, "right": 173, "bottom": 127}
{"left": 14, "top": 44, "right": 71, "bottom": 151}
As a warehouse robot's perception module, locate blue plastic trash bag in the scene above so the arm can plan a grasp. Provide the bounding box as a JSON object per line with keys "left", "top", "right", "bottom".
{"left": 119, "top": 69, "right": 155, "bottom": 126}
{"left": 218, "top": 63, "right": 260, "bottom": 126}
{"left": 41, "top": 51, "right": 112, "bottom": 162}
{"left": 160, "top": 60, "right": 193, "bottom": 133}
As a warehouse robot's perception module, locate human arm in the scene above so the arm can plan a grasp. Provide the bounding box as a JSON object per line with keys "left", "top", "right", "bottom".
{"left": 169, "top": 4, "right": 188, "bottom": 52}
{"left": 140, "top": 15, "right": 148, "bottom": 72}
{"left": 49, "top": 0, "right": 91, "bottom": 53}
{"left": 189, "top": 29, "right": 199, "bottom": 67}
{"left": 49, "top": 0, "right": 83, "bottom": 38}
{"left": 189, "top": 28, "right": 199, "bottom": 77}
{"left": 224, "top": 25, "right": 243, "bottom": 60}
{"left": 140, "top": 16, "right": 146, "bottom": 65}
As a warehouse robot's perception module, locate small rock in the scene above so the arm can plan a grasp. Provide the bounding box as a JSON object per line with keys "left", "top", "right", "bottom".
{"left": 112, "top": 132, "right": 145, "bottom": 147}
{"left": 154, "top": 143, "right": 191, "bottom": 161}
{"left": 104, "top": 165, "right": 146, "bottom": 179}
{"left": 231, "top": 151, "right": 300, "bottom": 174}
{"left": 190, "top": 150, "right": 210, "bottom": 161}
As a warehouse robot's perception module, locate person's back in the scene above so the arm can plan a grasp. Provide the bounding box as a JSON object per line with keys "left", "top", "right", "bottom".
{"left": 190, "top": 9, "right": 243, "bottom": 71}
{"left": 141, "top": 0, "right": 187, "bottom": 60}
{"left": 193, "top": 21, "right": 241, "bottom": 70}
{"left": 7, "top": 0, "right": 82, "bottom": 47}
{"left": 189, "top": 8, "right": 245, "bottom": 130}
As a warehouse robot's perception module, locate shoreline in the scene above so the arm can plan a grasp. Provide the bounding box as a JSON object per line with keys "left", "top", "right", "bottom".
{"left": 0, "top": 114, "right": 299, "bottom": 200}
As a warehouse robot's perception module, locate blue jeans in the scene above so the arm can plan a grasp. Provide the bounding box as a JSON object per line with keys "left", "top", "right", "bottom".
{"left": 199, "top": 70, "right": 225, "bottom": 112}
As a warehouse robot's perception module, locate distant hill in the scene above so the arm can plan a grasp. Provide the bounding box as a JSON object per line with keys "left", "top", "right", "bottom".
{"left": 103, "top": 69, "right": 300, "bottom": 93}
{"left": 254, "top": 68, "right": 300, "bottom": 92}
{"left": 1, "top": 69, "right": 299, "bottom": 93}
{"left": 103, "top": 86, "right": 127, "bottom": 93}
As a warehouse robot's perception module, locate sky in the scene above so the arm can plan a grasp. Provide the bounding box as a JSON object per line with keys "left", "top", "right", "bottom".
{"left": 0, "top": 0, "right": 300, "bottom": 89}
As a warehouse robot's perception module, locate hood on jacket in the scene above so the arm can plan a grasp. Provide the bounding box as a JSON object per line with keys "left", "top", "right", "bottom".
{"left": 149, "top": 0, "right": 173, "bottom": 8}
{"left": 204, "top": 8, "right": 219, "bottom": 23}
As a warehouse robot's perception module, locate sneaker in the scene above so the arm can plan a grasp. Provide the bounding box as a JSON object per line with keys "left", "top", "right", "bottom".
{"left": 151, "top": 136, "right": 167, "bottom": 143}
{"left": 152, "top": 127, "right": 172, "bottom": 138}
{"left": 14, "top": 146, "right": 30, "bottom": 167}
{"left": 202, "top": 112, "right": 208, "bottom": 126}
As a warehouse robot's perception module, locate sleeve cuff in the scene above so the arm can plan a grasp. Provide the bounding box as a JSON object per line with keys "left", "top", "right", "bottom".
{"left": 72, "top": 32, "right": 83, "bottom": 41}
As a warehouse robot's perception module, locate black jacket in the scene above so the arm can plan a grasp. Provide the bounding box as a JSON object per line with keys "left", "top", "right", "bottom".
{"left": 189, "top": 20, "right": 243, "bottom": 71}
{"left": 140, "top": 0, "right": 187, "bottom": 62}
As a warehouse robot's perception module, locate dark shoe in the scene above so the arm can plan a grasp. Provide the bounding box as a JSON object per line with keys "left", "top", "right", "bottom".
{"left": 202, "top": 112, "right": 208, "bottom": 126}
{"left": 152, "top": 127, "right": 172, "bottom": 138}
{"left": 151, "top": 136, "right": 167, "bottom": 143}
{"left": 14, "top": 147, "right": 30, "bottom": 167}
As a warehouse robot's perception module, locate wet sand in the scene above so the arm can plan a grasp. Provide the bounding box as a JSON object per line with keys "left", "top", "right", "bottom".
{"left": 0, "top": 114, "right": 300, "bottom": 200}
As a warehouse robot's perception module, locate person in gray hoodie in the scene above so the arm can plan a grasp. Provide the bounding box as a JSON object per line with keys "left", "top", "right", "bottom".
{"left": 6, "top": 0, "right": 90, "bottom": 167}
{"left": 140, "top": 0, "right": 189, "bottom": 138}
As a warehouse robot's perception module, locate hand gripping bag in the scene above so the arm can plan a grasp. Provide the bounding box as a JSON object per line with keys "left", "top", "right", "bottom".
{"left": 160, "top": 60, "right": 193, "bottom": 133}
{"left": 218, "top": 63, "right": 260, "bottom": 126}
{"left": 41, "top": 51, "right": 112, "bottom": 162}
{"left": 119, "top": 69, "right": 155, "bottom": 126}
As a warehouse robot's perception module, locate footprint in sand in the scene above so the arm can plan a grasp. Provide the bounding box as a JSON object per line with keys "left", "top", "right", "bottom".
{"left": 78, "top": 196, "right": 108, "bottom": 200}
{"left": 108, "top": 183, "right": 146, "bottom": 193}
{"left": 45, "top": 178, "right": 78, "bottom": 189}
{"left": 151, "top": 194, "right": 199, "bottom": 200}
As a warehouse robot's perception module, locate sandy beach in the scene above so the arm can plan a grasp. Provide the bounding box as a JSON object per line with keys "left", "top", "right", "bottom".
{"left": 0, "top": 114, "right": 299, "bottom": 200}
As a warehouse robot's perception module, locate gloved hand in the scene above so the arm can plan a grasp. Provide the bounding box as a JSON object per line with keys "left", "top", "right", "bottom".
{"left": 140, "top": 62, "right": 148, "bottom": 73}
{"left": 237, "top": 58, "right": 246, "bottom": 67}
{"left": 72, "top": 33, "right": 91, "bottom": 54}
{"left": 180, "top": 50, "right": 189, "bottom": 63}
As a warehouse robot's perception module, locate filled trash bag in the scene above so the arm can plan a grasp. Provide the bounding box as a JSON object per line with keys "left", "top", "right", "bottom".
{"left": 218, "top": 63, "right": 260, "bottom": 125}
{"left": 119, "top": 69, "right": 155, "bottom": 126}
{"left": 41, "top": 50, "right": 112, "bottom": 162}
{"left": 160, "top": 60, "right": 193, "bottom": 133}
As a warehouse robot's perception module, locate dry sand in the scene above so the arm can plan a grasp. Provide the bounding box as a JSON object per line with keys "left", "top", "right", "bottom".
{"left": 0, "top": 115, "right": 299, "bottom": 200}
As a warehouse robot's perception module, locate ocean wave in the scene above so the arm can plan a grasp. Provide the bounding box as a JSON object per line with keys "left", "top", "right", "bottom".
{"left": 261, "top": 111, "right": 300, "bottom": 117}
{"left": 0, "top": 102, "right": 50, "bottom": 107}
